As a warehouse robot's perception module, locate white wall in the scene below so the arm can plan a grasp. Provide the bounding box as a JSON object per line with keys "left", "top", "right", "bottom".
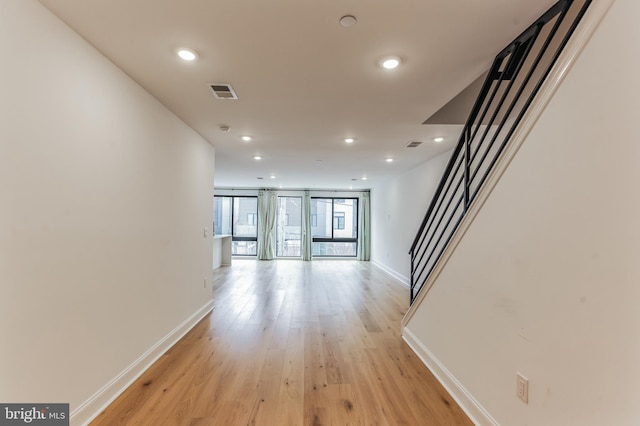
{"left": 406, "top": 0, "right": 640, "bottom": 424}
{"left": 0, "top": 0, "right": 214, "bottom": 420}
{"left": 370, "top": 150, "right": 451, "bottom": 283}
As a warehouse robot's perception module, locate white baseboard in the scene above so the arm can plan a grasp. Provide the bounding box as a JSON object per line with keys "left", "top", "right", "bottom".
{"left": 371, "top": 260, "right": 410, "bottom": 286}
{"left": 71, "top": 300, "right": 214, "bottom": 426}
{"left": 402, "top": 327, "right": 498, "bottom": 426}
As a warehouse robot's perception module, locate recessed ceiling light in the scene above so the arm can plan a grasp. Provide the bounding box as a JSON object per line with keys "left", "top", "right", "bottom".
{"left": 253, "top": 155, "right": 262, "bottom": 160}
{"left": 434, "top": 137, "right": 445, "bottom": 143}
{"left": 177, "top": 48, "right": 198, "bottom": 61}
{"left": 344, "top": 138, "right": 355, "bottom": 144}
{"left": 242, "top": 136, "right": 252, "bottom": 142}
{"left": 362, "top": 176, "right": 368, "bottom": 181}
{"left": 270, "top": 175, "right": 276, "bottom": 179}
{"left": 380, "top": 56, "right": 401, "bottom": 70}
{"left": 386, "top": 158, "right": 394, "bottom": 163}
{"left": 339, "top": 15, "right": 357, "bottom": 27}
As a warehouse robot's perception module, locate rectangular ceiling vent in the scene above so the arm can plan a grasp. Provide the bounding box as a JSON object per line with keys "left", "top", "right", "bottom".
{"left": 405, "top": 141, "right": 423, "bottom": 148}
{"left": 208, "top": 83, "right": 238, "bottom": 100}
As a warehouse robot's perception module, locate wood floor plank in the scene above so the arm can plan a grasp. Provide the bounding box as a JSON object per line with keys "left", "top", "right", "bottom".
{"left": 91, "top": 259, "right": 472, "bottom": 425}
{"left": 275, "top": 326, "right": 305, "bottom": 426}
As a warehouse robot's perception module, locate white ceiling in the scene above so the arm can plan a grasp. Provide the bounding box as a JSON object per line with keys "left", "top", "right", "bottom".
{"left": 39, "top": 0, "right": 556, "bottom": 190}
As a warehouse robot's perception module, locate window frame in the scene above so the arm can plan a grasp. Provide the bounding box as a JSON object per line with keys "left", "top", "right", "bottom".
{"left": 213, "top": 195, "right": 258, "bottom": 256}
{"left": 310, "top": 197, "right": 358, "bottom": 257}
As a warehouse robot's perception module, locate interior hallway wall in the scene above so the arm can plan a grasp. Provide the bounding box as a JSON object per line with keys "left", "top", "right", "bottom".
{"left": 0, "top": 0, "right": 215, "bottom": 416}
{"left": 406, "top": 0, "right": 640, "bottom": 424}
{"left": 370, "top": 150, "right": 451, "bottom": 283}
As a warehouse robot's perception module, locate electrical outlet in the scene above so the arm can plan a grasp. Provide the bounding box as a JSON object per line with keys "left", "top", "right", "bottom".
{"left": 204, "top": 227, "right": 208, "bottom": 238}
{"left": 516, "top": 373, "right": 529, "bottom": 403}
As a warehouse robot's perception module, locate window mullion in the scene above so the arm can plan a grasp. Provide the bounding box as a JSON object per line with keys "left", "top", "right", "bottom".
{"left": 331, "top": 199, "right": 335, "bottom": 239}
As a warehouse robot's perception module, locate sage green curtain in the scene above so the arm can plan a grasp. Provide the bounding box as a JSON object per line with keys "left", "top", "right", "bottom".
{"left": 301, "top": 191, "right": 313, "bottom": 261}
{"left": 257, "top": 189, "right": 277, "bottom": 260}
{"left": 358, "top": 191, "right": 371, "bottom": 261}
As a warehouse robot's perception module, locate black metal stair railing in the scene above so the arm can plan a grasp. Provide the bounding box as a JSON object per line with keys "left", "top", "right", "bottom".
{"left": 409, "top": 0, "right": 592, "bottom": 304}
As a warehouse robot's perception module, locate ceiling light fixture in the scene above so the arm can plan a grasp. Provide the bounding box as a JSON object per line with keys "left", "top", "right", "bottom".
{"left": 434, "top": 137, "right": 444, "bottom": 143}
{"left": 380, "top": 56, "right": 401, "bottom": 70}
{"left": 177, "top": 48, "right": 198, "bottom": 61}
{"left": 253, "top": 155, "right": 262, "bottom": 160}
{"left": 385, "top": 158, "right": 394, "bottom": 163}
{"left": 362, "top": 176, "right": 368, "bottom": 181}
{"left": 344, "top": 138, "right": 355, "bottom": 144}
{"left": 270, "top": 175, "right": 276, "bottom": 179}
{"left": 242, "top": 136, "right": 252, "bottom": 142}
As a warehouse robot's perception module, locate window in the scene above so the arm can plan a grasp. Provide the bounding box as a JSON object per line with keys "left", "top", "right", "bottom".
{"left": 333, "top": 212, "right": 345, "bottom": 230}
{"left": 276, "top": 197, "right": 301, "bottom": 257}
{"left": 215, "top": 193, "right": 361, "bottom": 259}
{"left": 311, "top": 198, "right": 358, "bottom": 257}
{"left": 213, "top": 197, "right": 232, "bottom": 236}
{"left": 213, "top": 196, "right": 258, "bottom": 256}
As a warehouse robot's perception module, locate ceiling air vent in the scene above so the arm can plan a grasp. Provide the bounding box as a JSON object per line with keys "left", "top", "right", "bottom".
{"left": 208, "top": 83, "right": 238, "bottom": 100}
{"left": 405, "top": 141, "right": 423, "bottom": 148}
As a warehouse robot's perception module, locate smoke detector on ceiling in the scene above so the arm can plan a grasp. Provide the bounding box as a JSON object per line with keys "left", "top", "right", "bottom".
{"left": 208, "top": 83, "right": 238, "bottom": 100}
{"left": 339, "top": 15, "right": 357, "bottom": 27}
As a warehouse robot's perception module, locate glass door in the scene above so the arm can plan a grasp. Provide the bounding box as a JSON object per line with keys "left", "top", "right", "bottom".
{"left": 276, "top": 196, "right": 302, "bottom": 257}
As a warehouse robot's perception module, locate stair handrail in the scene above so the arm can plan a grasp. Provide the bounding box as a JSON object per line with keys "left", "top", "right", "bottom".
{"left": 409, "top": 0, "right": 592, "bottom": 304}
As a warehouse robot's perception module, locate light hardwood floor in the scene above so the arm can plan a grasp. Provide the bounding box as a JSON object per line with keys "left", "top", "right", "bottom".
{"left": 91, "top": 260, "right": 472, "bottom": 425}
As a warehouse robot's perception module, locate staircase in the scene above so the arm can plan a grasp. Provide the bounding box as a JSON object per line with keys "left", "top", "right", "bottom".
{"left": 409, "top": 0, "right": 593, "bottom": 304}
